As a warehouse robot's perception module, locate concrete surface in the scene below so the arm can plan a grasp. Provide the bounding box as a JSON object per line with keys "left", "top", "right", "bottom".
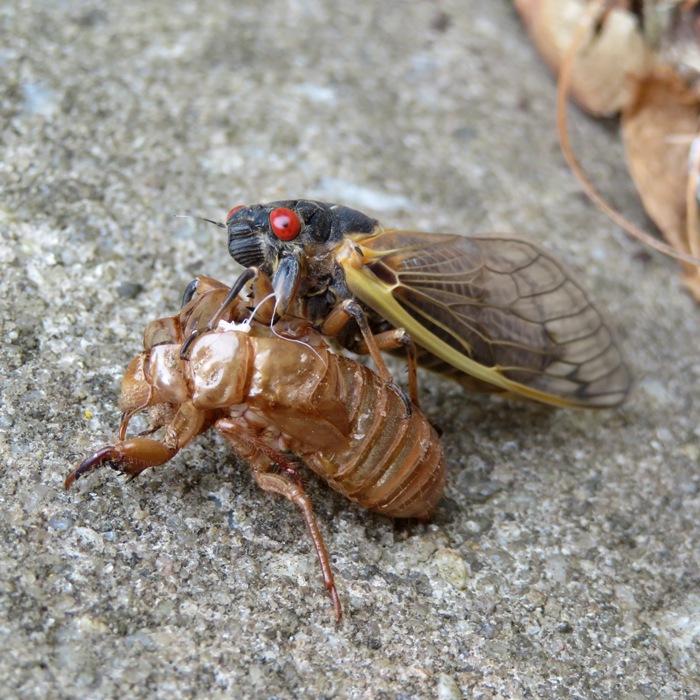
{"left": 1, "top": 1, "right": 699, "bottom": 698}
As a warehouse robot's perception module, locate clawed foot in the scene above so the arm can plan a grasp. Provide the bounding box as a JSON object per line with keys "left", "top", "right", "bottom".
{"left": 65, "top": 438, "right": 177, "bottom": 489}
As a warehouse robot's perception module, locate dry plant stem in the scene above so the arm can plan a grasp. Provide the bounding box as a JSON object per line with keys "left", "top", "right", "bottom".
{"left": 557, "top": 0, "right": 700, "bottom": 268}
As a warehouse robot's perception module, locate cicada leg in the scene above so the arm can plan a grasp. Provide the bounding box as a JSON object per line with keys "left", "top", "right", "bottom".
{"left": 321, "top": 299, "right": 412, "bottom": 417}
{"left": 66, "top": 401, "right": 206, "bottom": 489}
{"left": 253, "top": 471, "right": 342, "bottom": 622}
{"left": 180, "top": 268, "right": 259, "bottom": 359}
{"left": 64, "top": 438, "right": 180, "bottom": 489}
{"left": 216, "top": 418, "right": 342, "bottom": 622}
{"left": 354, "top": 327, "right": 420, "bottom": 409}
{"left": 180, "top": 275, "right": 231, "bottom": 308}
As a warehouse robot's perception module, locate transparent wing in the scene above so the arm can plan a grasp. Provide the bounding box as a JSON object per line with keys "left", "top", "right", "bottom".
{"left": 341, "top": 230, "right": 631, "bottom": 408}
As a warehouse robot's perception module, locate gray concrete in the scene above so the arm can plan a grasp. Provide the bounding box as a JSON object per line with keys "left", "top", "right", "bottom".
{"left": 1, "top": 1, "right": 698, "bottom": 698}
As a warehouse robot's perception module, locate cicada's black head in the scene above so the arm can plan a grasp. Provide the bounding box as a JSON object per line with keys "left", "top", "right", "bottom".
{"left": 225, "top": 200, "right": 378, "bottom": 275}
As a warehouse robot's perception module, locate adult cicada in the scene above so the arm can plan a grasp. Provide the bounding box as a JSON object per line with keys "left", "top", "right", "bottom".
{"left": 212, "top": 200, "right": 631, "bottom": 409}
{"left": 66, "top": 276, "right": 445, "bottom": 620}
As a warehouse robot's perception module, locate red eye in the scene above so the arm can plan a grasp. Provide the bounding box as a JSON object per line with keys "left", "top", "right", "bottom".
{"left": 269, "top": 207, "right": 301, "bottom": 241}
{"left": 226, "top": 204, "right": 245, "bottom": 221}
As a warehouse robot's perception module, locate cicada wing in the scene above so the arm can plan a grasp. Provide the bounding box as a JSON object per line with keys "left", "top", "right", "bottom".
{"left": 339, "top": 230, "right": 631, "bottom": 408}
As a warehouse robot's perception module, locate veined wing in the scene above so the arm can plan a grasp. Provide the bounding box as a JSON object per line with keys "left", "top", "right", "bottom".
{"left": 337, "top": 230, "right": 631, "bottom": 408}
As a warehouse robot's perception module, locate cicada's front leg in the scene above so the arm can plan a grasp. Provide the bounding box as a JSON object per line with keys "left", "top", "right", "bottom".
{"left": 65, "top": 401, "right": 206, "bottom": 489}
{"left": 64, "top": 439, "right": 179, "bottom": 488}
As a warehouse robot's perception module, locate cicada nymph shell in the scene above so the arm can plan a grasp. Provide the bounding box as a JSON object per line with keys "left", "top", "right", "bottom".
{"left": 66, "top": 276, "right": 445, "bottom": 621}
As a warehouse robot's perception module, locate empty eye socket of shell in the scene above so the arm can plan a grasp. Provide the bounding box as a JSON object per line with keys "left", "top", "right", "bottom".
{"left": 269, "top": 207, "right": 301, "bottom": 241}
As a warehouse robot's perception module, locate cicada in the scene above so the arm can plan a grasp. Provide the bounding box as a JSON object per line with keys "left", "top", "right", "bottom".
{"left": 216, "top": 200, "right": 631, "bottom": 409}
{"left": 66, "top": 276, "right": 445, "bottom": 620}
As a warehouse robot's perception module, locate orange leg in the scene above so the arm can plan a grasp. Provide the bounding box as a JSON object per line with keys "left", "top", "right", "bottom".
{"left": 321, "top": 299, "right": 412, "bottom": 417}
{"left": 66, "top": 401, "right": 206, "bottom": 489}
{"left": 248, "top": 271, "right": 277, "bottom": 324}
{"left": 253, "top": 470, "right": 342, "bottom": 622}
{"left": 65, "top": 438, "right": 179, "bottom": 489}
{"left": 217, "top": 418, "right": 342, "bottom": 621}
{"left": 354, "top": 327, "right": 420, "bottom": 409}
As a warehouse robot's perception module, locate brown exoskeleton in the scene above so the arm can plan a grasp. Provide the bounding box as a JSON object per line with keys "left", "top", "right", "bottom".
{"left": 66, "top": 276, "right": 445, "bottom": 620}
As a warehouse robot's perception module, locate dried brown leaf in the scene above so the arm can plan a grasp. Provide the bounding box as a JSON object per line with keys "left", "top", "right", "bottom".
{"left": 622, "top": 67, "right": 700, "bottom": 298}
{"left": 514, "top": 0, "right": 651, "bottom": 115}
